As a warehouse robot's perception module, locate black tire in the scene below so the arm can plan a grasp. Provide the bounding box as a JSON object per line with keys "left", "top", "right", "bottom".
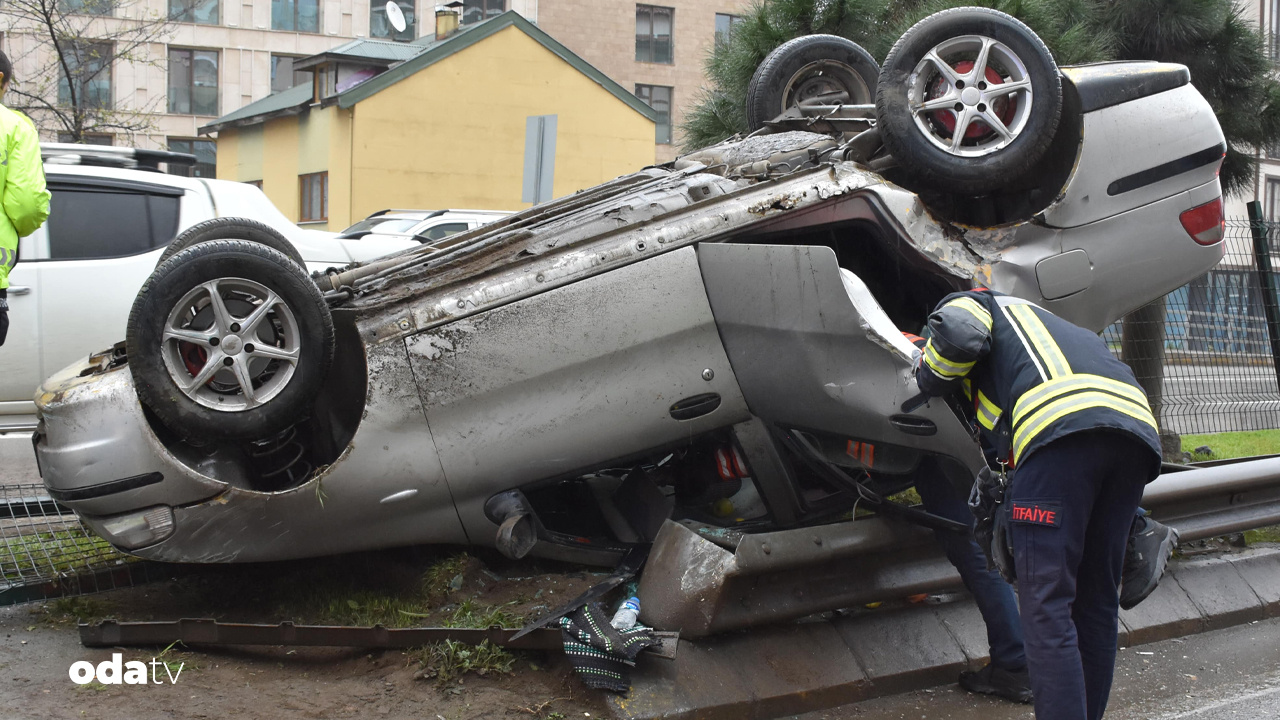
{"left": 875, "top": 7, "right": 1061, "bottom": 194}
{"left": 746, "top": 35, "right": 880, "bottom": 131}
{"left": 128, "top": 239, "right": 334, "bottom": 442}
{"left": 157, "top": 217, "right": 305, "bottom": 269}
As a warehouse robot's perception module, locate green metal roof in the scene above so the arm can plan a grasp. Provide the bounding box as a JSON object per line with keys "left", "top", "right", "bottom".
{"left": 293, "top": 38, "right": 421, "bottom": 70}
{"left": 200, "top": 10, "right": 657, "bottom": 134}
{"left": 200, "top": 82, "right": 311, "bottom": 134}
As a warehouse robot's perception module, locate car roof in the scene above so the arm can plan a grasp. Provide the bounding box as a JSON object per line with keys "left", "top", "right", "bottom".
{"left": 42, "top": 163, "right": 209, "bottom": 192}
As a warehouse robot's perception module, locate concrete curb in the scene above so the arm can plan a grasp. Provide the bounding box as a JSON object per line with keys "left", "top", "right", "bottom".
{"left": 609, "top": 546, "right": 1280, "bottom": 720}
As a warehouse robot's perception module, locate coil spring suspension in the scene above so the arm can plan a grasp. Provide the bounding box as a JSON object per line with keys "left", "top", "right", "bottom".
{"left": 244, "top": 424, "right": 313, "bottom": 490}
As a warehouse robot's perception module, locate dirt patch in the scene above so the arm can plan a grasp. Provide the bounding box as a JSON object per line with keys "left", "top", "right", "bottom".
{"left": 3, "top": 547, "right": 619, "bottom": 719}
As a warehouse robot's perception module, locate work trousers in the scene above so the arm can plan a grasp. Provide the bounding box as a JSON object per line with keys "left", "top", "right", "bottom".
{"left": 1008, "top": 431, "right": 1149, "bottom": 720}
{"left": 914, "top": 458, "right": 1027, "bottom": 671}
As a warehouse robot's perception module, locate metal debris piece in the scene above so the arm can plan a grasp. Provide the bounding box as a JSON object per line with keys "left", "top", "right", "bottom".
{"left": 80, "top": 618, "right": 680, "bottom": 659}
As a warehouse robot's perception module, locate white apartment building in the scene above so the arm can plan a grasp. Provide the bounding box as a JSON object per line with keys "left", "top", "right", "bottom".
{"left": 1, "top": 0, "right": 748, "bottom": 176}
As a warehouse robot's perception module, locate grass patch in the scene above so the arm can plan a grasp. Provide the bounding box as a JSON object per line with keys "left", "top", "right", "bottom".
{"left": 41, "top": 596, "right": 110, "bottom": 625}
{"left": 421, "top": 553, "right": 469, "bottom": 600}
{"left": 1181, "top": 430, "right": 1280, "bottom": 461}
{"left": 1181, "top": 430, "right": 1280, "bottom": 545}
{"left": 442, "top": 598, "right": 522, "bottom": 629}
{"left": 414, "top": 639, "right": 515, "bottom": 685}
{"left": 0, "top": 527, "right": 129, "bottom": 583}
{"left": 1244, "top": 526, "right": 1280, "bottom": 544}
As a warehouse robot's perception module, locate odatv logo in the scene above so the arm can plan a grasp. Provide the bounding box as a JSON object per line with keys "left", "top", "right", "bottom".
{"left": 68, "top": 653, "right": 184, "bottom": 685}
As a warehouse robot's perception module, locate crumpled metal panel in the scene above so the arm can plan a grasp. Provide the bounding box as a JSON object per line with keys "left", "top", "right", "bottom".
{"left": 346, "top": 157, "right": 986, "bottom": 351}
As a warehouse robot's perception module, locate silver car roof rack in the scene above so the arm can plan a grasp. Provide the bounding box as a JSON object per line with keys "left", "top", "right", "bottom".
{"left": 41, "top": 144, "right": 197, "bottom": 172}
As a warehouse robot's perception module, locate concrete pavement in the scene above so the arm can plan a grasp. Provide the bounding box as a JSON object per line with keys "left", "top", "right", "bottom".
{"left": 791, "top": 615, "right": 1280, "bottom": 719}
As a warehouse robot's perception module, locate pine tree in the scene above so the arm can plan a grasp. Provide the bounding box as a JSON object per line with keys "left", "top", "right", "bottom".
{"left": 685, "top": 0, "right": 1280, "bottom": 195}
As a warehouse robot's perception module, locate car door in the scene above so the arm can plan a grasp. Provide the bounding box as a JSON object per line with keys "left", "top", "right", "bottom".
{"left": 33, "top": 177, "right": 183, "bottom": 393}
{"left": 0, "top": 228, "right": 47, "bottom": 419}
{"left": 697, "top": 242, "right": 984, "bottom": 470}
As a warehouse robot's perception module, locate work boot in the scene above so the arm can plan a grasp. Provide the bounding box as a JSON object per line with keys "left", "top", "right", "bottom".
{"left": 958, "top": 663, "right": 1033, "bottom": 703}
{"left": 1120, "top": 514, "right": 1179, "bottom": 610}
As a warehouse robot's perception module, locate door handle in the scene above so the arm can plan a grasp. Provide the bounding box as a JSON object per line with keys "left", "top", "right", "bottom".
{"left": 6, "top": 286, "right": 30, "bottom": 296}
{"left": 889, "top": 414, "right": 937, "bottom": 436}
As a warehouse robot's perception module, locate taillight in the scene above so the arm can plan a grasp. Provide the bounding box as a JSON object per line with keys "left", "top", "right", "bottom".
{"left": 1180, "top": 197, "right": 1224, "bottom": 245}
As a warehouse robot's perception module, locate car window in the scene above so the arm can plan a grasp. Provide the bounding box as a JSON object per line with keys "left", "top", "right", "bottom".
{"left": 47, "top": 186, "right": 181, "bottom": 260}
{"left": 420, "top": 222, "right": 469, "bottom": 242}
{"left": 341, "top": 217, "right": 422, "bottom": 236}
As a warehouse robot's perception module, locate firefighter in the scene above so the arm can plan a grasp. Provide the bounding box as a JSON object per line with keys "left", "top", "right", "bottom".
{"left": 913, "top": 289, "right": 1170, "bottom": 720}
{"left": 0, "top": 50, "right": 51, "bottom": 347}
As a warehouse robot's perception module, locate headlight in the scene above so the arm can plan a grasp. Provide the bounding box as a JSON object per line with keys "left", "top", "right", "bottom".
{"left": 84, "top": 506, "right": 175, "bottom": 550}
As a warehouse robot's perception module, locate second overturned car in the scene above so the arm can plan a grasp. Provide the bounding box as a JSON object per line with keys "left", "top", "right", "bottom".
{"left": 36, "top": 11, "right": 1227, "bottom": 573}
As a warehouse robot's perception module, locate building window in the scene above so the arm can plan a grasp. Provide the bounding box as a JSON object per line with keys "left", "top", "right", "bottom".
{"left": 58, "top": 42, "right": 113, "bottom": 109}
{"left": 635, "top": 84, "right": 672, "bottom": 145}
{"left": 300, "top": 172, "right": 328, "bottom": 222}
{"left": 715, "top": 13, "right": 742, "bottom": 47}
{"left": 58, "top": 0, "right": 111, "bottom": 16}
{"left": 270, "top": 55, "right": 311, "bottom": 93}
{"left": 314, "top": 65, "right": 338, "bottom": 101}
{"left": 371, "top": 0, "right": 417, "bottom": 41}
{"left": 1267, "top": 178, "right": 1280, "bottom": 223}
{"left": 168, "top": 138, "right": 217, "bottom": 178}
{"left": 56, "top": 132, "right": 112, "bottom": 145}
{"left": 272, "top": 0, "right": 319, "bottom": 33}
{"left": 1272, "top": 1, "right": 1280, "bottom": 61}
{"left": 169, "top": 0, "right": 219, "bottom": 24}
{"left": 168, "top": 49, "right": 219, "bottom": 116}
{"left": 461, "top": 0, "right": 504, "bottom": 25}
{"left": 636, "top": 5, "right": 673, "bottom": 64}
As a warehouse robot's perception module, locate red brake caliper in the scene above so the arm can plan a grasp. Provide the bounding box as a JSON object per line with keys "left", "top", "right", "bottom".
{"left": 929, "top": 60, "right": 1017, "bottom": 140}
{"left": 179, "top": 342, "right": 209, "bottom": 382}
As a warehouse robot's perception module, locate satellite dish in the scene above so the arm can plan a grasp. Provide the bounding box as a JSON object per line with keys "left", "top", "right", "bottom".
{"left": 386, "top": 1, "right": 407, "bottom": 33}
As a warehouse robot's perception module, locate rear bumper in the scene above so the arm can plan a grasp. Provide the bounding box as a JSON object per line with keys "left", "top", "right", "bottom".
{"left": 34, "top": 358, "right": 226, "bottom": 520}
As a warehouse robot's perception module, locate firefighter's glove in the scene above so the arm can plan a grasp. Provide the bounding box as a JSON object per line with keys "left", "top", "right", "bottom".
{"left": 968, "top": 467, "right": 1016, "bottom": 584}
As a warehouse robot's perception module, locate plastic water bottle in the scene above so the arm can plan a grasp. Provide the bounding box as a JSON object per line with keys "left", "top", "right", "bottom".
{"left": 610, "top": 597, "right": 640, "bottom": 630}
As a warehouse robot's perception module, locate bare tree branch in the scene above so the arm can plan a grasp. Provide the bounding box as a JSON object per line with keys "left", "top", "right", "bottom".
{"left": 2, "top": 0, "right": 176, "bottom": 143}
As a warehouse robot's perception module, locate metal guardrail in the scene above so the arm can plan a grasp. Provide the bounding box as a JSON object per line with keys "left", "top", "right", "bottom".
{"left": 639, "top": 455, "right": 1280, "bottom": 637}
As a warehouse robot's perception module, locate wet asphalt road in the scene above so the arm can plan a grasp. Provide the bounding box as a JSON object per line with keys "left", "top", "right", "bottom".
{"left": 791, "top": 616, "right": 1280, "bottom": 719}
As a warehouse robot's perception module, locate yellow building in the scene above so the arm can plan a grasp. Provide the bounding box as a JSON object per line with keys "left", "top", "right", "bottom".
{"left": 201, "top": 11, "right": 657, "bottom": 230}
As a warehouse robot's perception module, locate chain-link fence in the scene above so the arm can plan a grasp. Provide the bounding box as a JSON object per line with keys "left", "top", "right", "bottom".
{"left": 0, "top": 482, "right": 153, "bottom": 606}
{"left": 1102, "top": 207, "right": 1280, "bottom": 436}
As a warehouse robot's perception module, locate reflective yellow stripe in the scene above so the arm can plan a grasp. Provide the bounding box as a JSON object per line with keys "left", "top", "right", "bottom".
{"left": 1008, "top": 304, "right": 1071, "bottom": 379}
{"left": 1012, "top": 373, "right": 1150, "bottom": 429}
{"left": 1012, "top": 391, "right": 1157, "bottom": 463}
{"left": 961, "top": 378, "right": 973, "bottom": 401}
{"left": 976, "top": 390, "right": 1002, "bottom": 431}
{"left": 924, "top": 341, "right": 974, "bottom": 378}
{"left": 947, "top": 297, "right": 993, "bottom": 331}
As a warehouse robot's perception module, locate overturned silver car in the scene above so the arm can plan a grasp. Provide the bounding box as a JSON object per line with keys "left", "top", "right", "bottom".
{"left": 35, "top": 13, "right": 1226, "bottom": 577}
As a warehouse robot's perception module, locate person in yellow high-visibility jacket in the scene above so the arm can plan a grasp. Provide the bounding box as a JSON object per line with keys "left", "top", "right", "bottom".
{"left": 0, "top": 50, "right": 51, "bottom": 347}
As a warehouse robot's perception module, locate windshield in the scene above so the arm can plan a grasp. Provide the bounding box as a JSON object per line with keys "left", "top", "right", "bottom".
{"left": 340, "top": 216, "right": 424, "bottom": 236}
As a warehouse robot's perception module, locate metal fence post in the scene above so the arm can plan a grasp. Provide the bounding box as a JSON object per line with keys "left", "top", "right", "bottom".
{"left": 1246, "top": 200, "right": 1280, "bottom": 393}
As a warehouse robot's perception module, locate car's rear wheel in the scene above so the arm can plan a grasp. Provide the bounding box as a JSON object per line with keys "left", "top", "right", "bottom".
{"left": 746, "top": 35, "right": 880, "bottom": 131}
{"left": 128, "top": 239, "right": 334, "bottom": 442}
{"left": 157, "top": 217, "right": 305, "bottom": 269}
{"left": 876, "top": 7, "right": 1061, "bottom": 194}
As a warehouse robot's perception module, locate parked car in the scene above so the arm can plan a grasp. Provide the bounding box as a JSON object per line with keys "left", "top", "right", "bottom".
{"left": 338, "top": 209, "right": 510, "bottom": 243}
{"left": 0, "top": 145, "right": 423, "bottom": 427}
{"left": 35, "top": 11, "right": 1228, "bottom": 575}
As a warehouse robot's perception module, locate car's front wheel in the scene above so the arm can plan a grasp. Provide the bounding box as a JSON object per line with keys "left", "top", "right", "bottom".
{"left": 875, "top": 7, "right": 1062, "bottom": 194}
{"left": 127, "top": 239, "right": 334, "bottom": 442}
